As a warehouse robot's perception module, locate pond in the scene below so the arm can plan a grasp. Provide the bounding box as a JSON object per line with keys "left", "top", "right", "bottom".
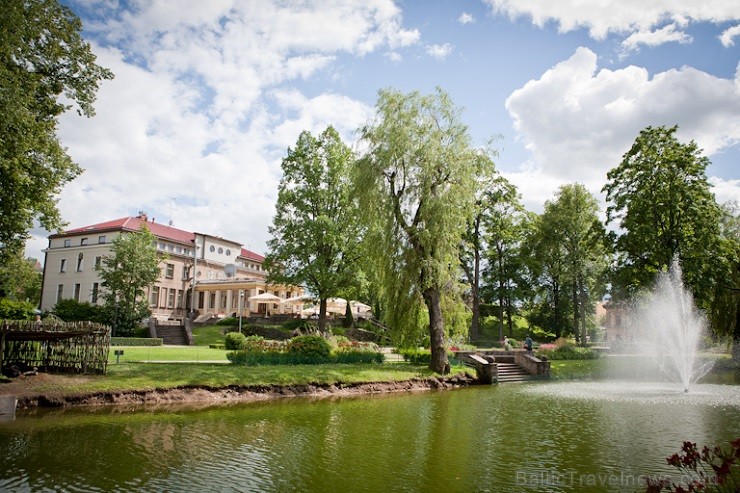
{"left": 1, "top": 381, "right": 739, "bottom": 492}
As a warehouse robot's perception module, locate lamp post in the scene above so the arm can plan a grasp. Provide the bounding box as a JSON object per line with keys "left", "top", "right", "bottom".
{"left": 238, "top": 290, "right": 244, "bottom": 333}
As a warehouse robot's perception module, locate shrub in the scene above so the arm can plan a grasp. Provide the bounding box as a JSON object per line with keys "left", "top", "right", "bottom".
{"left": 398, "top": 348, "right": 431, "bottom": 365}
{"left": 216, "top": 317, "right": 238, "bottom": 326}
{"left": 0, "top": 299, "right": 37, "bottom": 320}
{"left": 288, "top": 335, "right": 331, "bottom": 358}
{"left": 52, "top": 299, "right": 105, "bottom": 323}
{"left": 283, "top": 318, "right": 315, "bottom": 333}
{"left": 537, "top": 345, "right": 600, "bottom": 360}
{"left": 224, "top": 332, "right": 248, "bottom": 350}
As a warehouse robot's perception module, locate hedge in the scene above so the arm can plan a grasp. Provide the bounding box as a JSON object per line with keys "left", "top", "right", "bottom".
{"left": 110, "top": 337, "right": 163, "bottom": 347}
{"left": 226, "top": 350, "right": 383, "bottom": 366}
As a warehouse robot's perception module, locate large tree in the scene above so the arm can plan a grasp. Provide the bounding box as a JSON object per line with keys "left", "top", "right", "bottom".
{"left": 99, "top": 226, "right": 162, "bottom": 336}
{"left": 603, "top": 125, "right": 723, "bottom": 312}
{"left": 0, "top": 251, "right": 41, "bottom": 304}
{"left": 0, "top": 0, "right": 113, "bottom": 262}
{"left": 263, "top": 126, "right": 363, "bottom": 332}
{"left": 355, "top": 88, "right": 479, "bottom": 374}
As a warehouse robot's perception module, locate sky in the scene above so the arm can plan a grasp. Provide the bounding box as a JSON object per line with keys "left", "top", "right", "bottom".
{"left": 27, "top": 0, "right": 740, "bottom": 263}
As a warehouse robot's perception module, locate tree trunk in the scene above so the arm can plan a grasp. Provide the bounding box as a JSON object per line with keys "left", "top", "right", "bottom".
{"left": 506, "top": 293, "right": 514, "bottom": 336}
{"left": 423, "top": 286, "right": 450, "bottom": 374}
{"left": 470, "top": 246, "right": 481, "bottom": 341}
{"left": 579, "top": 278, "right": 587, "bottom": 346}
{"left": 733, "top": 298, "right": 740, "bottom": 362}
{"left": 318, "top": 298, "right": 328, "bottom": 333}
{"left": 572, "top": 283, "right": 579, "bottom": 344}
{"left": 553, "top": 282, "right": 561, "bottom": 339}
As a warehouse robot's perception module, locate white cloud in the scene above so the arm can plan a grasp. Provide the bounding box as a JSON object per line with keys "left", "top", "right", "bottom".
{"left": 505, "top": 47, "right": 740, "bottom": 187}
{"left": 484, "top": 0, "right": 739, "bottom": 41}
{"left": 621, "top": 23, "right": 692, "bottom": 52}
{"left": 710, "top": 177, "right": 740, "bottom": 205}
{"left": 25, "top": 1, "right": 416, "bottom": 262}
{"left": 459, "top": 12, "right": 475, "bottom": 24}
{"left": 426, "top": 43, "right": 454, "bottom": 61}
{"left": 719, "top": 24, "right": 740, "bottom": 47}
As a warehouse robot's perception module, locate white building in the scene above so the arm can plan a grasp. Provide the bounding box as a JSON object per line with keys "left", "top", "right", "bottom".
{"left": 40, "top": 212, "right": 303, "bottom": 321}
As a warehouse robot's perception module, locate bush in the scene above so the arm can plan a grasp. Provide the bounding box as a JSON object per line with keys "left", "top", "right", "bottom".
{"left": 216, "top": 317, "right": 238, "bottom": 326}
{"left": 398, "top": 348, "right": 431, "bottom": 365}
{"left": 288, "top": 335, "right": 331, "bottom": 358}
{"left": 0, "top": 299, "right": 37, "bottom": 320}
{"left": 53, "top": 299, "right": 105, "bottom": 323}
{"left": 283, "top": 318, "right": 315, "bottom": 333}
{"left": 537, "top": 345, "right": 601, "bottom": 360}
{"left": 111, "top": 337, "right": 163, "bottom": 346}
{"left": 224, "top": 332, "right": 248, "bottom": 350}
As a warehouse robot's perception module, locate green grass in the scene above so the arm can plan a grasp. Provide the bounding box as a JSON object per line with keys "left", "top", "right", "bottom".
{"left": 548, "top": 359, "right": 608, "bottom": 380}
{"left": 108, "top": 345, "right": 229, "bottom": 362}
{"left": 191, "top": 324, "right": 229, "bottom": 347}
{"left": 15, "top": 363, "right": 445, "bottom": 398}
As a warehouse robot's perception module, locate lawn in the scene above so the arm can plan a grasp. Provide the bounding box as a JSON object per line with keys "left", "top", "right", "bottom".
{"left": 108, "top": 345, "right": 229, "bottom": 362}
{"left": 1, "top": 362, "right": 444, "bottom": 399}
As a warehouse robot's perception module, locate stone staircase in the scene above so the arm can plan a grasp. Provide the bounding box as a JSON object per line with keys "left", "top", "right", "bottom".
{"left": 496, "top": 362, "right": 534, "bottom": 383}
{"left": 155, "top": 325, "right": 189, "bottom": 346}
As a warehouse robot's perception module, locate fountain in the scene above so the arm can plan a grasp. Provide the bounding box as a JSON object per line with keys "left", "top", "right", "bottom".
{"left": 617, "top": 258, "right": 714, "bottom": 392}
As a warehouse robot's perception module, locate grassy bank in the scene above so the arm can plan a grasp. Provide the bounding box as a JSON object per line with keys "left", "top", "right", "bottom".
{"left": 108, "top": 346, "right": 229, "bottom": 362}
{"left": 0, "top": 362, "right": 455, "bottom": 400}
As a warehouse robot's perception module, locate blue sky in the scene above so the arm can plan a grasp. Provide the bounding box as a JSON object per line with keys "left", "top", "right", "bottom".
{"left": 28, "top": 0, "right": 740, "bottom": 261}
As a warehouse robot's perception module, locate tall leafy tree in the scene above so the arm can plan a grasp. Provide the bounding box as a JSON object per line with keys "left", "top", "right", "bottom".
{"left": 0, "top": 0, "right": 113, "bottom": 262}
{"left": 0, "top": 252, "right": 41, "bottom": 304}
{"left": 264, "top": 126, "right": 362, "bottom": 332}
{"left": 459, "top": 153, "right": 497, "bottom": 341}
{"left": 603, "top": 125, "right": 723, "bottom": 312}
{"left": 99, "top": 226, "right": 161, "bottom": 336}
{"left": 479, "top": 176, "right": 528, "bottom": 341}
{"left": 355, "top": 88, "right": 479, "bottom": 374}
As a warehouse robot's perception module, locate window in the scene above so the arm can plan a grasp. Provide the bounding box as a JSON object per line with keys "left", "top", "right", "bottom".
{"left": 209, "top": 245, "right": 215, "bottom": 252}
{"left": 218, "top": 247, "right": 223, "bottom": 254}
{"left": 177, "top": 290, "right": 183, "bottom": 308}
{"left": 182, "top": 266, "right": 189, "bottom": 280}
{"left": 149, "top": 286, "right": 160, "bottom": 307}
{"left": 91, "top": 283, "right": 99, "bottom": 304}
{"left": 158, "top": 242, "right": 166, "bottom": 250}
{"left": 76, "top": 253, "right": 84, "bottom": 272}
{"left": 165, "top": 263, "right": 175, "bottom": 279}
{"left": 95, "top": 256, "right": 102, "bottom": 269}
{"left": 56, "top": 284, "right": 64, "bottom": 303}
{"left": 167, "top": 244, "right": 174, "bottom": 252}
{"left": 198, "top": 292, "right": 205, "bottom": 309}
{"left": 209, "top": 292, "right": 216, "bottom": 309}
{"left": 81, "top": 237, "right": 88, "bottom": 246}
{"left": 225, "top": 249, "right": 231, "bottom": 256}
{"left": 98, "top": 235, "right": 106, "bottom": 244}
{"left": 167, "top": 289, "right": 176, "bottom": 308}
{"left": 60, "top": 259, "right": 66, "bottom": 273}
{"left": 63, "top": 239, "right": 71, "bottom": 247}
{"left": 176, "top": 246, "right": 182, "bottom": 254}
{"left": 74, "top": 284, "right": 81, "bottom": 302}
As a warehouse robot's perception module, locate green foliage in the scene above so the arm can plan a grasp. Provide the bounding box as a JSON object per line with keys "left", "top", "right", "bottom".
{"left": 282, "top": 318, "right": 315, "bottom": 332}
{"left": 110, "top": 338, "right": 163, "bottom": 347}
{"left": 224, "top": 332, "right": 248, "bottom": 350}
{"left": 191, "top": 325, "right": 228, "bottom": 346}
{"left": 288, "top": 335, "right": 331, "bottom": 358}
{"left": 216, "top": 317, "right": 238, "bottom": 326}
{"left": 0, "top": 0, "right": 113, "bottom": 261}
{"left": 0, "top": 298, "right": 36, "bottom": 319}
{"left": 536, "top": 344, "right": 601, "bottom": 360}
{"left": 398, "top": 348, "right": 432, "bottom": 365}
{"left": 52, "top": 298, "right": 105, "bottom": 323}
{"left": 0, "top": 252, "right": 42, "bottom": 304}
{"left": 356, "top": 88, "right": 480, "bottom": 373}
{"left": 99, "top": 225, "right": 162, "bottom": 336}
{"left": 603, "top": 125, "right": 723, "bottom": 312}
{"left": 264, "top": 126, "right": 363, "bottom": 332}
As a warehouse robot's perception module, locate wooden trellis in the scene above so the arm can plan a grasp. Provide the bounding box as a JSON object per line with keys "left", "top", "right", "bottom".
{"left": 0, "top": 320, "right": 111, "bottom": 375}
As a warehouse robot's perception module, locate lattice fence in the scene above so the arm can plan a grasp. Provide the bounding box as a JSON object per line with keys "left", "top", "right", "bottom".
{"left": 1, "top": 320, "right": 111, "bottom": 374}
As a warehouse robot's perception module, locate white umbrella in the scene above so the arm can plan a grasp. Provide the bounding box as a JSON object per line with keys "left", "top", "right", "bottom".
{"left": 248, "top": 293, "right": 281, "bottom": 302}
{"left": 280, "top": 294, "right": 315, "bottom": 306}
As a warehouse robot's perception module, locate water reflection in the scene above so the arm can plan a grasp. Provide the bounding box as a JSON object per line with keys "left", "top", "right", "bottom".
{"left": 1, "top": 384, "right": 738, "bottom": 493}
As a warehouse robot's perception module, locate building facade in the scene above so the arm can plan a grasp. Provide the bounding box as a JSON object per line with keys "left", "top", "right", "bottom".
{"left": 40, "top": 212, "right": 303, "bottom": 321}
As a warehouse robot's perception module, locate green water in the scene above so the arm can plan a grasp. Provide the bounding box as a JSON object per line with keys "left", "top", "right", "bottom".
{"left": 1, "top": 382, "right": 739, "bottom": 492}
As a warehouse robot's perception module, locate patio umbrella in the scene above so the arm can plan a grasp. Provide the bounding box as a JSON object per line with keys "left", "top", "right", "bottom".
{"left": 248, "top": 293, "right": 282, "bottom": 303}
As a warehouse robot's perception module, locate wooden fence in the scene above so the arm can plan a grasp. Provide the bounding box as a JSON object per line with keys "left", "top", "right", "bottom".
{"left": 1, "top": 320, "right": 111, "bottom": 375}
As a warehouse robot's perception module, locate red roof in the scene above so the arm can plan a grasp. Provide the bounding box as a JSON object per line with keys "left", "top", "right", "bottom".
{"left": 240, "top": 247, "right": 265, "bottom": 262}
{"left": 56, "top": 216, "right": 195, "bottom": 245}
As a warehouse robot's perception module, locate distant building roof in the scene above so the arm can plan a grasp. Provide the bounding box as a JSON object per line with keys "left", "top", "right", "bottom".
{"left": 54, "top": 214, "right": 195, "bottom": 245}
{"left": 240, "top": 248, "right": 265, "bottom": 262}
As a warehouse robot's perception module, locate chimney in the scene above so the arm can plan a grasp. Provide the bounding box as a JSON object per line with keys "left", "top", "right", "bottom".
{"left": 137, "top": 211, "right": 148, "bottom": 222}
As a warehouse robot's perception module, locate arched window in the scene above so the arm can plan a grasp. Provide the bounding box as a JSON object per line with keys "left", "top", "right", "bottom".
{"left": 76, "top": 253, "right": 84, "bottom": 272}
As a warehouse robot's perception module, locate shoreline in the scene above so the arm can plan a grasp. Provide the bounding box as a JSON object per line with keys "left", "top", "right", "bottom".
{"left": 10, "top": 372, "right": 477, "bottom": 410}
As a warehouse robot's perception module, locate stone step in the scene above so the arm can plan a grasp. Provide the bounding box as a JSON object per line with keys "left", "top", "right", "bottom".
{"left": 155, "top": 326, "right": 189, "bottom": 345}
